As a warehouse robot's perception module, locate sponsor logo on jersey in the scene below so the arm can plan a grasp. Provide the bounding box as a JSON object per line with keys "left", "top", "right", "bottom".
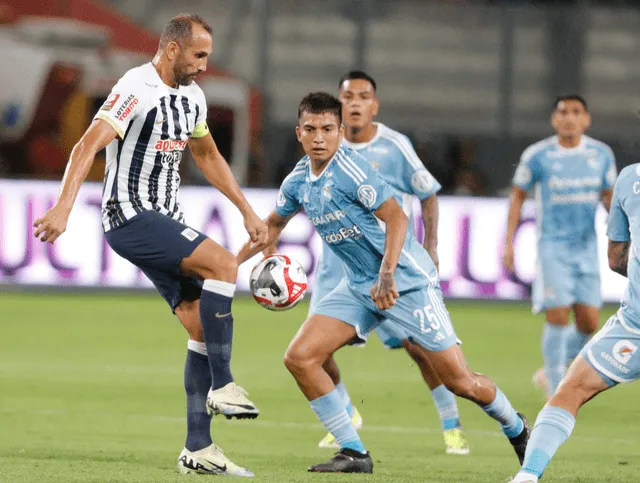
{"left": 276, "top": 189, "right": 286, "bottom": 207}
{"left": 101, "top": 93, "right": 120, "bottom": 111}
{"left": 357, "top": 184, "right": 377, "bottom": 208}
{"left": 311, "top": 209, "right": 346, "bottom": 226}
{"left": 115, "top": 94, "right": 139, "bottom": 121}
{"left": 548, "top": 176, "right": 601, "bottom": 190}
{"left": 613, "top": 340, "right": 637, "bottom": 365}
{"left": 154, "top": 139, "right": 188, "bottom": 151}
{"left": 323, "top": 224, "right": 362, "bottom": 244}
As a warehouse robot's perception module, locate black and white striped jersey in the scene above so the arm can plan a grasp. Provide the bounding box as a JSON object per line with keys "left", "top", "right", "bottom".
{"left": 94, "top": 62, "right": 209, "bottom": 232}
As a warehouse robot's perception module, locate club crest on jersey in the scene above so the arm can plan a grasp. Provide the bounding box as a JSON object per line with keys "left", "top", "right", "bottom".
{"left": 323, "top": 182, "right": 332, "bottom": 200}
{"left": 370, "top": 161, "right": 380, "bottom": 170}
{"left": 588, "top": 156, "right": 600, "bottom": 170}
{"left": 101, "top": 93, "right": 120, "bottom": 112}
{"left": 357, "top": 185, "right": 377, "bottom": 208}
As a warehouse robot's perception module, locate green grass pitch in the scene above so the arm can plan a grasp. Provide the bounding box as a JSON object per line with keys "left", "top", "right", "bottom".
{"left": 1, "top": 293, "right": 639, "bottom": 482}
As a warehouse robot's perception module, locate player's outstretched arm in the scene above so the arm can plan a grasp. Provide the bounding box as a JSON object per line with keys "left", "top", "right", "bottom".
{"left": 236, "top": 211, "right": 296, "bottom": 266}
{"left": 189, "top": 134, "right": 268, "bottom": 246}
{"left": 503, "top": 186, "right": 527, "bottom": 272}
{"left": 33, "top": 119, "right": 118, "bottom": 244}
{"left": 370, "top": 198, "right": 408, "bottom": 310}
{"left": 608, "top": 239, "right": 630, "bottom": 278}
{"left": 420, "top": 194, "right": 439, "bottom": 271}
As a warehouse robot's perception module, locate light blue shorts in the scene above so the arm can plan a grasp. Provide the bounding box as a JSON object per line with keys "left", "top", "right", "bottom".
{"left": 312, "top": 279, "right": 458, "bottom": 352}
{"left": 582, "top": 311, "right": 640, "bottom": 387}
{"left": 532, "top": 242, "right": 602, "bottom": 314}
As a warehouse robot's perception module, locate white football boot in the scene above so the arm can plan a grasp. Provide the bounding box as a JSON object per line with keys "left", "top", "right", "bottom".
{"left": 506, "top": 474, "right": 538, "bottom": 483}
{"left": 206, "top": 382, "right": 259, "bottom": 419}
{"left": 177, "top": 444, "right": 254, "bottom": 476}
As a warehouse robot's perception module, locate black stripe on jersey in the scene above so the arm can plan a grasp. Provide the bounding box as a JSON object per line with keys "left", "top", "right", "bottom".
{"left": 181, "top": 97, "right": 192, "bottom": 136}
{"left": 159, "top": 97, "right": 170, "bottom": 140}
{"left": 106, "top": 122, "right": 134, "bottom": 230}
{"left": 147, "top": 152, "right": 163, "bottom": 211}
{"left": 169, "top": 95, "right": 182, "bottom": 138}
{"left": 128, "top": 107, "right": 157, "bottom": 214}
{"left": 164, "top": 95, "right": 183, "bottom": 211}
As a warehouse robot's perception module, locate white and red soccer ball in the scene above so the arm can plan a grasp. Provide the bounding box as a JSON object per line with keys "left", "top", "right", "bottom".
{"left": 249, "top": 254, "right": 308, "bottom": 311}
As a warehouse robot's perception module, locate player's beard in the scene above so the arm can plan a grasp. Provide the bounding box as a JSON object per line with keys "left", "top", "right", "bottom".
{"left": 173, "top": 58, "right": 195, "bottom": 86}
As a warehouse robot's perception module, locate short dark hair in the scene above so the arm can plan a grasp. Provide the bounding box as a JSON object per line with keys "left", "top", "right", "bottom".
{"left": 298, "top": 92, "right": 343, "bottom": 124}
{"left": 554, "top": 94, "right": 588, "bottom": 111}
{"left": 338, "top": 70, "right": 377, "bottom": 92}
{"left": 159, "top": 14, "right": 212, "bottom": 48}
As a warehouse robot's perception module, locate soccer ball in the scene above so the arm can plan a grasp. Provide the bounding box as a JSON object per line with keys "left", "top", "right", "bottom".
{"left": 249, "top": 254, "right": 308, "bottom": 311}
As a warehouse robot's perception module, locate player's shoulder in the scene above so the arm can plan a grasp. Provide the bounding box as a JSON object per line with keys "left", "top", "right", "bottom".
{"left": 521, "top": 136, "right": 556, "bottom": 162}
{"left": 376, "top": 123, "right": 415, "bottom": 155}
{"left": 617, "top": 163, "right": 640, "bottom": 184}
{"left": 332, "top": 147, "right": 371, "bottom": 186}
{"left": 282, "top": 157, "right": 309, "bottom": 186}
{"left": 116, "top": 62, "right": 155, "bottom": 89}
{"left": 583, "top": 135, "right": 615, "bottom": 159}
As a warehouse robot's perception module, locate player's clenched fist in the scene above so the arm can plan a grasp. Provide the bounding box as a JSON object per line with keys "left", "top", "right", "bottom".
{"left": 243, "top": 211, "right": 269, "bottom": 247}
{"left": 370, "top": 272, "right": 399, "bottom": 310}
{"left": 33, "top": 204, "right": 71, "bottom": 244}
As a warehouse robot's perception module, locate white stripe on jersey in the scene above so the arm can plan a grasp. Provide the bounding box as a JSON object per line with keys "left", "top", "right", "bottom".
{"left": 380, "top": 127, "right": 423, "bottom": 171}
{"left": 338, "top": 151, "right": 367, "bottom": 180}
{"left": 336, "top": 152, "right": 365, "bottom": 184}
{"left": 336, "top": 159, "right": 363, "bottom": 185}
{"left": 401, "top": 248, "right": 438, "bottom": 283}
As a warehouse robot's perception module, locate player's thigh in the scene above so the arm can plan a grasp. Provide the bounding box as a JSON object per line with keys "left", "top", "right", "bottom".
{"left": 312, "top": 280, "right": 383, "bottom": 344}
{"left": 533, "top": 247, "right": 574, "bottom": 315}
{"left": 105, "top": 210, "right": 207, "bottom": 275}
{"left": 139, "top": 264, "right": 203, "bottom": 313}
{"left": 382, "top": 283, "right": 458, "bottom": 352}
{"left": 551, "top": 355, "right": 610, "bottom": 413}
{"left": 180, "top": 237, "right": 237, "bottom": 283}
{"left": 286, "top": 314, "right": 363, "bottom": 366}
{"left": 580, "top": 312, "right": 640, "bottom": 386}
{"left": 373, "top": 320, "right": 407, "bottom": 349}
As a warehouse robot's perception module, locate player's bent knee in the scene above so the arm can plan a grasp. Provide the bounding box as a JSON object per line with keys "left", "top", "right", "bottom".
{"left": 201, "top": 249, "right": 238, "bottom": 282}
{"left": 284, "top": 346, "right": 312, "bottom": 375}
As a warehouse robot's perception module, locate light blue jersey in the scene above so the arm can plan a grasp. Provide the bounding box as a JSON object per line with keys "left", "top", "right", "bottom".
{"left": 513, "top": 135, "right": 617, "bottom": 312}
{"left": 277, "top": 146, "right": 437, "bottom": 295}
{"left": 276, "top": 146, "right": 456, "bottom": 352}
{"left": 582, "top": 164, "right": 640, "bottom": 385}
{"left": 311, "top": 124, "right": 440, "bottom": 327}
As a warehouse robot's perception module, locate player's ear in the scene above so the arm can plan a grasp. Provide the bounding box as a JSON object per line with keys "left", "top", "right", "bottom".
{"left": 295, "top": 125, "right": 302, "bottom": 142}
{"left": 166, "top": 41, "right": 180, "bottom": 61}
{"left": 584, "top": 111, "right": 592, "bottom": 130}
{"left": 372, "top": 96, "right": 380, "bottom": 117}
{"left": 339, "top": 123, "right": 345, "bottom": 139}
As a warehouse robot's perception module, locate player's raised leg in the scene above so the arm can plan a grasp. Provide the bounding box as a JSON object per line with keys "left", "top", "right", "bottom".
{"left": 174, "top": 299, "right": 254, "bottom": 477}
{"left": 508, "top": 356, "right": 607, "bottom": 482}
{"left": 384, "top": 285, "right": 529, "bottom": 464}
{"left": 181, "top": 238, "right": 259, "bottom": 419}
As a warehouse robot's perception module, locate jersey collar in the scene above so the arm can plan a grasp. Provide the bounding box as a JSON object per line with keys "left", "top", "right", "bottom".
{"left": 307, "top": 149, "right": 341, "bottom": 182}
{"left": 554, "top": 135, "right": 585, "bottom": 153}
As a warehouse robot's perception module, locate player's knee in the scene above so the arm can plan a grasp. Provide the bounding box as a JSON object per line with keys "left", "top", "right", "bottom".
{"left": 444, "top": 375, "right": 476, "bottom": 399}
{"left": 284, "top": 345, "right": 311, "bottom": 375}
{"left": 201, "top": 249, "right": 238, "bottom": 282}
{"left": 174, "top": 300, "right": 203, "bottom": 340}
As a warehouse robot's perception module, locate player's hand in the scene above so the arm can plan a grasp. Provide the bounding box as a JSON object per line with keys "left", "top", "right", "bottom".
{"left": 370, "top": 272, "right": 399, "bottom": 310}
{"left": 503, "top": 242, "right": 515, "bottom": 273}
{"left": 33, "top": 204, "right": 71, "bottom": 244}
{"left": 243, "top": 211, "right": 269, "bottom": 248}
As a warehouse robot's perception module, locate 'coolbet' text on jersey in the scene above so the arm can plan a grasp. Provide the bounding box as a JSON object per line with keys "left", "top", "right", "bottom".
{"left": 95, "top": 62, "right": 210, "bottom": 232}
{"left": 277, "top": 146, "right": 437, "bottom": 295}
{"left": 581, "top": 164, "right": 640, "bottom": 385}
{"left": 312, "top": 124, "right": 441, "bottom": 304}
{"left": 512, "top": 135, "right": 617, "bottom": 312}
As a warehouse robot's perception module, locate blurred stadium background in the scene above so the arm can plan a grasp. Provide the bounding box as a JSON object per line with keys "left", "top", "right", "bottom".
{"left": 2, "top": 1, "right": 640, "bottom": 482}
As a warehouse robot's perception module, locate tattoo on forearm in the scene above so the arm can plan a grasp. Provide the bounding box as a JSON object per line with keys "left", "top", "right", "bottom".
{"left": 611, "top": 242, "right": 630, "bottom": 277}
